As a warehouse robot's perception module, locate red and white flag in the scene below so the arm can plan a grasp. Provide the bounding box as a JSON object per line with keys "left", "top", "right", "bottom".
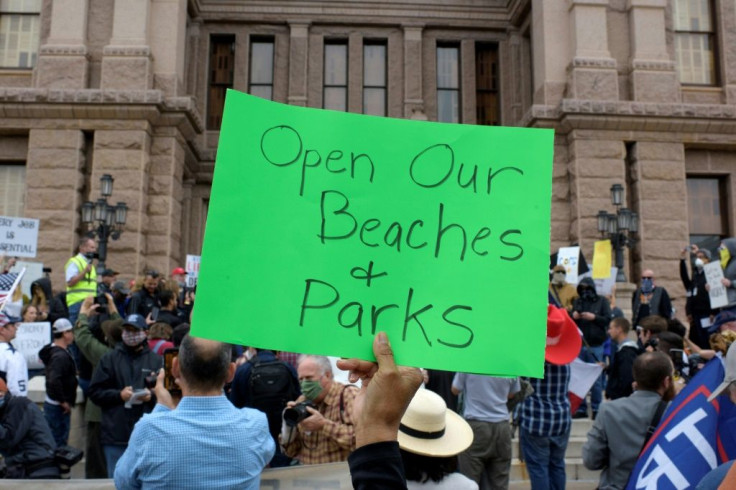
{"left": 568, "top": 357, "right": 603, "bottom": 414}
{"left": 0, "top": 268, "right": 26, "bottom": 322}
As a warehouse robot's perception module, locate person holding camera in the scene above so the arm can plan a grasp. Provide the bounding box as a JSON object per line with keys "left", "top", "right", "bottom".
{"left": 114, "top": 335, "right": 274, "bottom": 489}
{"left": 88, "top": 313, "right": 161, "bottom": 478}
{"left": 281, "top": 355, "right": 358, "bottom": 464}
{"left": 65, "top": 236, "right": 98, "bottom": 326}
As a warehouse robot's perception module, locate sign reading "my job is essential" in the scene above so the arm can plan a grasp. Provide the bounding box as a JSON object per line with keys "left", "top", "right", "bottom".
{"left": 192, "top": 91, "right": 553, "bottom": 377}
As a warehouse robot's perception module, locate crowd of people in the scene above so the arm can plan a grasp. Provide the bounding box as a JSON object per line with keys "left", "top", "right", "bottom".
{"left": 1, "top": 236, "right": 736, "bottom": 488}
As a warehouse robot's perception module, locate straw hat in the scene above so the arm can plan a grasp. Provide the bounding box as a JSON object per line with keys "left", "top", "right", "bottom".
{"left": 545, "top": 304, "right": 582, "bottom": 365}
{"left": 397, "top": 388, "right": 473, "bottom": 457}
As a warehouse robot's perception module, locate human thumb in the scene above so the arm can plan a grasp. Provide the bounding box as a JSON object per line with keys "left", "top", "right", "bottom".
{"left": 373, "top": 332, "right": 396, "bottom": 370}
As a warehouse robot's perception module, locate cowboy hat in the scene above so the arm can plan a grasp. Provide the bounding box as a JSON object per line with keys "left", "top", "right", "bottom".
{"left": 398, "top": 388, "right": 473, "bottom": 458}
{"left": 546, "top": 304, "right": 582, "bottom": 365}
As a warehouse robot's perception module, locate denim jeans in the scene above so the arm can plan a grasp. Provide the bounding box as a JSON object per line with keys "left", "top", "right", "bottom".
{"left": 520, "top": 427, "right": 570, "bottom": 490}
{"left": 577, "top": 344, "right": 604, "bottom": 414}
{"left": 103, "top": 445, "right": 127, "bottom": 479}
{"left": 43, "top": 402, "right": 70, "bottom": 448}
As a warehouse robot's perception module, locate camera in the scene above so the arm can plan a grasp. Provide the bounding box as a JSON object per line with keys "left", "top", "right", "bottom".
{"left": 144, "top": 370, "right": 159, "bottom": 390}
{"left": 283, "top": 401, "right": 315, "bottom": 427}
{"left": 93, "top": 294, "right": 108, "bottom": 313}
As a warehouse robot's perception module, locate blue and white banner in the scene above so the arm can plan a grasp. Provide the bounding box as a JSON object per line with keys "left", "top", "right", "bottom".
{"left": 626, "top": 357, "right": 736, "bottom": 490}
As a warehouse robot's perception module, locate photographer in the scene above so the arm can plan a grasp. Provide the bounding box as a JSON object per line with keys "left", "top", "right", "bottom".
{"left": 281, "top": 355, "right": 358, "bottom": 464}
{"left": 65, "top": 236, "right": 98, "bottom": 325}
{"left": 88, "top": 313, "right": 161, "bottom": 477}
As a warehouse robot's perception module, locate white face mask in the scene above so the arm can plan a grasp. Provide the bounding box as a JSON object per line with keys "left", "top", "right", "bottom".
{"left": 695, "top": 258, "right": 705, "bottom": 269}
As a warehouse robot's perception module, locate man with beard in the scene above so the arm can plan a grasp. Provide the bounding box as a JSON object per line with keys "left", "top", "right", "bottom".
{"left": 88, "top": 313, "right": 161, "bottom": 478}
{"left": 571, "top": 277, "right": 611, "bottom": 419}
{"left": 583, "top": 351, "right": 675, "bottom": 490}
{"left": 127, "top": 270, "right": 161, "bottom": 318}
{"left": 548, "top": 264, "right": 578, "bottom": 311}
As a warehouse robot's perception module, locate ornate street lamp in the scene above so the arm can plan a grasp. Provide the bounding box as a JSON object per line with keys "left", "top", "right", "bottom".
{"left": 81, "top": 175, "right": 128, "bottom": 272}
{"left": 597, "top": 184, "right": 638, "bottom": 282}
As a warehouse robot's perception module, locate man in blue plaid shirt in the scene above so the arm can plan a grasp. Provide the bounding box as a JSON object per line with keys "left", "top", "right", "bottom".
{"left": 517, "top": 305, "right": 579, "bottom": 490}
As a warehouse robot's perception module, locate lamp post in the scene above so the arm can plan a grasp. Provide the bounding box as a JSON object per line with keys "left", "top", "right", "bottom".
{"left": 597, "top": 184, "right": 638, "bottom": 283}
{"left": 81, "top": 174, "right": 128, "bottom": 272}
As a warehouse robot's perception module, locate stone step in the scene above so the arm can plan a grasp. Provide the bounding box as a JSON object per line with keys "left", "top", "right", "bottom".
{"left": 510, "top": 458, "right": 600, "bottom": 482}
{"left": 511, "top": 436, "right": 586, "bottom": 459}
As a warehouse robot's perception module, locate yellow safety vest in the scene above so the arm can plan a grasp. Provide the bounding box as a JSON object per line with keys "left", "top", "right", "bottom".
{"left": 65, "top": 254, "right": 97, "bottom": 306}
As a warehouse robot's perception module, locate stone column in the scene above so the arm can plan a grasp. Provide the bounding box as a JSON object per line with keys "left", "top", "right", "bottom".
{"left": 101, "top": 0, "right": 153, "bottom": 91}
{"left": 149, "top": 0, "right": 188, "bottom": 96}
{"left": 567, "top": 0, "right": 619, "bottom": 100}
{"left": 402, "top": 25, "right": 424, "bottom": 118}
{"left": 34, "top": 0, "right": 89, "bottom": 89}
{"left": 531, "top": 0, "right": 569, "bottom": 105}
{"left": 92, "top": 130, "right": 152, "bottom": 275}
{"left": 288, "top": 22, "right": 310, "bottom": 107}
{"left": 146, "top": 135, "right": 186, "bottom": 273}
{"left": 25, "top": 130, "right": 86, "bottom": 288}
{"left": 721, "top": 0, "right": 736, "bottom": 104}
{"left": 627, "top": 0, "right": 680, "bottom": 102}
{"left": 567, "top": 135, "right": 626, "bottom": 253}
{"left": 628, "top": 142, "right": 688, "bottom": 311}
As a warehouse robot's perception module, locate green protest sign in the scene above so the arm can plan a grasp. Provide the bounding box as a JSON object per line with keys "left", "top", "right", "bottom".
{"left": 191, "top": 90, "right": 553, "bottom": 377}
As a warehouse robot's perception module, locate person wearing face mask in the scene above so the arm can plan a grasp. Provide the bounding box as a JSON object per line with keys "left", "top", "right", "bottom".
{"left": 549, "top": 264, "right": 578, "bottom": 311}
{"left": 680, "top": 245, "right": 714, "bottom": 350}
{"left": 572, "top": 277, "right": 611, "bottom": 420}
{"left": 631, "top": 269, "right": 673, "bottom": 327}
{"left": 229, "top": 348, "right": 300, "bottom": 467}
{"left": 88, "top": 313, "right": 162, "bottom": 478}
{"left": 281, "top": 354, "right": 358, "bottom": 464}
{"left": 583, "top": 351, "right": 676, "bottom": 490}
{"left": 716, "top": 238, "right": 736, "bottom": 315}
{"left": 65, "top": 236, "right": 98, "bottom": 326}
{"left": 0, "top": 374, "right": 61, "bottom": 479}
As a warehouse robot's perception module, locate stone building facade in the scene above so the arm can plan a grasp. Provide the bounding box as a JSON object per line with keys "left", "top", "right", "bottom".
{"left": 0, "top": 0, "right": 735, "bottom": 318}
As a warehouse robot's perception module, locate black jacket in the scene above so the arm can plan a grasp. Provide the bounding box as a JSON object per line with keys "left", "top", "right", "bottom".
{"left": 156, "top": 309, "right": 183, "bottom": 328}
{"left": 680, "top": 259, "right": 712, "bottom": 316}
{"left": 349, "top": 441, "right": 407, "bottom": 490}
{"left": 572, "top": 277, "right": 612, "bottom": 346}
{"left": 127, "top": 288, "right": 160, "bottom": 318}
{"left": 88, "top": 342, "right": 161, "bottom": 446}
{"left": 605, "top": 340, "right": 640, "bottom": 400}
{"left": 0, "top": 393, "right": 57, "bottom": 466}
{"left": 39, "top": 344, "right": 78, "bottom": 405}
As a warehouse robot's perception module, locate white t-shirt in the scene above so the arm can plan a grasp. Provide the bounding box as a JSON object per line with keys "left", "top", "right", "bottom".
{"left": 65, "top": 253, "right": 91, "bottom": 283}
{"left": 0, "top": 341, "right": 28, "bottom": 396}
{"left": 407, "top": 472, "right": 478, "bottom": 489}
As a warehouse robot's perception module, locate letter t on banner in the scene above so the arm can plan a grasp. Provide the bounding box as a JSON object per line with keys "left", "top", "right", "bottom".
{"left": 592, "top": 240, "right": 612, "bottom": 279}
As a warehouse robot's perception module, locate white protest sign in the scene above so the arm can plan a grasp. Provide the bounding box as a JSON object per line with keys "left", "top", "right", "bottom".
{"left": 15, "top": 322, "right": 51, "bottom": 370}
{"left": 185, "top": 254, "right": 201, "bottom": 288}
{"left": 557, "top": 246, "right": 580, "bottom": 285}
{"left": 594, "top": 267, "right": 618, "bottom": 297}
{"left": 0, "top": 216, "right": 39, "bottom": 258}
{"left": 704, "top": 261, "right": 728, "bottom": 309}
{"left": 9, "top": 260, "right": 44, "bottom": 297}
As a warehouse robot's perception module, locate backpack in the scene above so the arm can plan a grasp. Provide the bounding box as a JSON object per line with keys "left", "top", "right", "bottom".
{"left": 248, "top": 356, "right": 300, "bottom": 414}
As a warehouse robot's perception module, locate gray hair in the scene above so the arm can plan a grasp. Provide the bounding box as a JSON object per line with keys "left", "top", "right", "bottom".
{"left": 298, "top": 354, "right": 332, "bottom": 376}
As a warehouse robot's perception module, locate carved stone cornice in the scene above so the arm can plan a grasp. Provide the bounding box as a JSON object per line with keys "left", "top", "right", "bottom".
{"left": 569, "top": 57, "right": 618, "bottom": 70}
{"left": 102, "top": 46, "right": 152, "bottom": 57}
{"left": 38, "top": 44, "right": 88, "bottom": 57}
{"left": 630, "top": 59, "right": 676, "bottom": 72}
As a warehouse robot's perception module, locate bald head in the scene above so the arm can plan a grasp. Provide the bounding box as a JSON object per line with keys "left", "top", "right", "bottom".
{"left": 178, "top": 335, "right": 232, "bottom": 392}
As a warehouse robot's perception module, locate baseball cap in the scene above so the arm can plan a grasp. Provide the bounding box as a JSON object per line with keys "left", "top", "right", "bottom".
{"left": 708, "top": 310, "right": 736, "bottom": 334}
{"left": 0, "top": 314, "right": 21, "bottom": 328}
{"left": 171, "top": 267, "right": 187, "bottom": 276}
{"left": 122, "top": 314, "right": 148, "bottom": 330}
{"left": 708, "top": 342, "right": 736, "bottom": 402}
{"left": 112, "top": 280, "right": 131, "bottom": 295}
{"left": 101, "top": 268, "right": 119, "bottom": 277}
{"left": 52, "top": 318, "right": 73, "bottom": 334}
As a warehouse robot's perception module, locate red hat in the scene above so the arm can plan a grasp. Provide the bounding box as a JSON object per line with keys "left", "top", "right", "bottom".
{"left": 171, "top": 267, "right": 187, "bottom": 276}
{"left": 545, "top": 305, "right": 582, "bottom": 365}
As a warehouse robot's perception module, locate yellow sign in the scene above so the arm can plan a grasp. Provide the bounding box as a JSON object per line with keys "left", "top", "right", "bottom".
{"left": 592, "top": 240, "right": 612, "bottom": 279}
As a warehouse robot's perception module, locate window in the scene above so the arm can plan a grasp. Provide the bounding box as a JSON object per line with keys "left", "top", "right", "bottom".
{"left": 363, "top": 41, "right": 386, "bottom": 116}
{"left": 436, "top": 44, "right": 460, "bottom": 123}
{"left": 0, "top": 164, "right": 25, "bottom": 216}
{"left": 0, "top": 0, "right": 41, "bottom": 68}
{"left": 475, "top": 43, "right": 499, "bottom": 126}
{"left": 674, "top": 0, "right": 717, "bottom": 85}
{"left": 687, "top": 177, "right": 728, "bottom": 252}
{"left": 249, "top": 37, "right": 274, "bottom": 101}
{"left": 207, "top": 35, "right": 235, "bottom": 130}
{"left": 324, "top": 41, "right": 348, "bottom": 111}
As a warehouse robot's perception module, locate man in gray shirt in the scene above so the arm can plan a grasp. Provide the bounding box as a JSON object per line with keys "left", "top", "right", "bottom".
{"left": 582, "top": 351, "right": 675, "bottom": 490}
{"left": 452, "top": 373, "right": 520, "bottom": 489}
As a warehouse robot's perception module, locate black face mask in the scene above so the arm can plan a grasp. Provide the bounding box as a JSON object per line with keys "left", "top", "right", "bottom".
{"left": 581, "top": 289, "right": 596, "bottom": 301}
